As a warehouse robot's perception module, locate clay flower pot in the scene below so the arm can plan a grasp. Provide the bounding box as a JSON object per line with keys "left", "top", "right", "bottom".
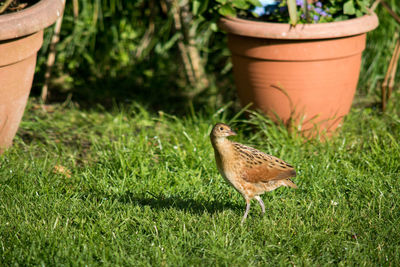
{"left": 0, "top": 0, "right": 64, "bottom": 154}
{"left": 219, "top": 14, "right": 379, "bottom": 137}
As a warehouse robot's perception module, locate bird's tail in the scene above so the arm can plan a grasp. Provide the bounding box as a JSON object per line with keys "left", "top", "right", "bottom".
{"left": 284, "top": 179, "right": 298, "bottom": 189}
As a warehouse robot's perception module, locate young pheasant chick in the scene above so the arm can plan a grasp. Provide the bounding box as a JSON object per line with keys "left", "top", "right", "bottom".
{"left": 210, "top": 123, "right": 297, "bottom": 223}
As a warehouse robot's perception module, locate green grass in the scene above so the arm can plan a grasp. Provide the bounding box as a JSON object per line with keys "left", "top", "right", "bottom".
{"left": 1, "top": 97, "right": 400, "bottom": 266}
{"left": 1, "top": 1, "right": 398, "bottom": 265}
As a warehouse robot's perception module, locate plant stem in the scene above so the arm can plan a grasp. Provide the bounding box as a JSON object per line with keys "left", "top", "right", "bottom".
{"left": 73, "top": 0, "right": 79, "bottom": 19}
{"left": 381, "top": 1, "right": 400, "bottom": 24}
{"left": 41, "top": 3, "right": 65, "bottom": 103}
{"left": 0, "top": 0, "right": 14, "bottom": 14}
{"left": 169, "top": 0, "right": 197, "bottom": 87}
{"left": 382, "top": 35, "right": 400, "bottom": 111}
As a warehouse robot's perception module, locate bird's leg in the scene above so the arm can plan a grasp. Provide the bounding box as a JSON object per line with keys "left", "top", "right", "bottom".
{"left": 241, "top": 199, "right": 251, "bottom": 224}
{"left": 255, "top": 196, "right": 265, "bottom": 215}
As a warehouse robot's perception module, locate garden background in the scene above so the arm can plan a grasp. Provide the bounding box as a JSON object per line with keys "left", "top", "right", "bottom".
{"left": 1, "top": 0, "right": 400, "bottom": 265}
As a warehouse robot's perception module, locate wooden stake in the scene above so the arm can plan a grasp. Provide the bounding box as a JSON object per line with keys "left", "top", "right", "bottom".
{"left": 382, "top": 36, "right": 400, "bottom": 111}
{"left": 41, "top": 1, "right": 65, "bottom": 103}
{"left": 388, "top": 39, "right": 400, "bottom": 101}
{"left": 374, "top": 1, "right": 400, "bottom": 111}
{"left": 72, "top": 0, "right": 79, "bottom": 19}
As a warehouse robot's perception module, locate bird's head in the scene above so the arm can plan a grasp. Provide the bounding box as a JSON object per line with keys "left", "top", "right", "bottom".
{"left": 211, "top": 123, "right": 237, "bottom": 139}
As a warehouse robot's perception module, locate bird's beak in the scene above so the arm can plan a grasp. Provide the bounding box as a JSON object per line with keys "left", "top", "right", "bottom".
{"left": 229, "top": 129, "right": 237, "bottom": 136}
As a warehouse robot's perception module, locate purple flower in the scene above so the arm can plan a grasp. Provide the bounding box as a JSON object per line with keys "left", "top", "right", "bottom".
{"left": 320, "top": 10, "right": 328, "bottom": 17}
{"left": 314, "top": 7, "right": 323, "bottom": 14}
{"left": 296, "top": 0, "right": 304, "bottom": 6}
{"left": 315, "top": 1, "right": 322, "bottom": 8}
{"left": 313, "top": 14, "right": 319, "bottom": 21}
{"left": 314, "top": 6, "right": 330, "bottom": 17}
{"left": 279, "top": 6, "right": 287, "bottom": 12}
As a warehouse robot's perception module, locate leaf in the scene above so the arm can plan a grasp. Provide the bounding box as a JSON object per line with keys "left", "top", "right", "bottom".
{"left": 192, "top": 0, "right": 209, "bottom": 15}
{"left": 218, "top": 4, "right": 237, "bottom": 17}
{"left": 287, "top": 0, "right": 297, "bottom": 26}
{"left": 343, "top": 0, "right": 356, "bottom": 15}
{"left": 192, "top": 0, "right": 201, "bottom": 15}
{"left": 155, "top": 33, "right": 181, "bottom": 53}
{"left": 233, "top": 0, "right": 250, "bottom": 10}
{"left": 356, "top": 0, "right": 370, "bottom": 13}
{"left": 210, "top": 22, "right": 218, "bottom": 32}
{"left": 248, "top": 0, "right": 262, "bottom": 6}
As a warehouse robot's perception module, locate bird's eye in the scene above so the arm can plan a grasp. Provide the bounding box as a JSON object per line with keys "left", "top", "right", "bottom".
{"left": 220, "top": 127, "right": 224, "bottom": 130}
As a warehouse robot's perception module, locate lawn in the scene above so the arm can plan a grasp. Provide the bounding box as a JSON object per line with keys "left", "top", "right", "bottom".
{"left": 0, "top": 97, "right": 399, "bottom": 266}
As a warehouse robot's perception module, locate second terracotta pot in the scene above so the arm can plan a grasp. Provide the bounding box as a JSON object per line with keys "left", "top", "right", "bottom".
{"left": 219, "top": 14, "right": 379, "bottom": 137}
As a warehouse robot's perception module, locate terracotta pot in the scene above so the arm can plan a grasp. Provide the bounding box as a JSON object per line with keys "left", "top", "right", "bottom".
{"left": 0, "top": 0, "right": 64, "bottom": 153}
{"left": 219, "top": 14, "right": 379, "bottom": 137}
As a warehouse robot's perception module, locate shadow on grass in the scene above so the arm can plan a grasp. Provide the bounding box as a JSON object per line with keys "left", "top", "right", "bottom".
{"left": 31, "top": 48, "right": 236, "bottom": 115}
{"left": 117, "top": 191, "right": 242, "bottom": 215}
{"left": 33, "top": 73, "right": 187, "bottom": 114}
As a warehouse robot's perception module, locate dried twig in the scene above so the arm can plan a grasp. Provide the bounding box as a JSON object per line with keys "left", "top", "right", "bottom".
{"left": 160, "top": 0, "right": 168, "bottom": 14}
{"left": 135, "top": 0, "right": 156, "bottom": 59}
{"left": 72, "top": 0, "right": 79, "bottom": 19}
{"left": 388, "top": 47, "right": 400, "bottom": 100}
{"left": 0, "top": 0, "right": 14, "bottom": 14}
{"left": 41, "top": 2, "right": 65, "bottom": 103}
{"left": 382, "top": 36, "right": 400, "bottom": 111}
{"left": 370, "top": 0, "right": 382, "bottom": 12}
{"left": 381, "top": 1, "right": 400, "bottom": 24}
{"left": 377, "top": 1, "right": 400, "bottom": 111}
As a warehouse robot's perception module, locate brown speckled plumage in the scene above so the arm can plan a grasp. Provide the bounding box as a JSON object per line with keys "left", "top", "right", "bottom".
{"left": 210, "top": 123, "right": 297, "bottom": 223}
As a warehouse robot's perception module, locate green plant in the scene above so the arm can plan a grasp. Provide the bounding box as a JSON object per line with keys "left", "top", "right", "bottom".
{"left": 33, "top": 0, "right": 398, "bottom": 111}
{"left": 35, "top": 0, "right": 222, "bottom": 108}
{"left": 201, "top": 0, "right": 372, "bottom": 24}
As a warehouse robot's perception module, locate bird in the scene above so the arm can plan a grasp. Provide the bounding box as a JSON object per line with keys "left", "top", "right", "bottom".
{"left": 210, "top": 123, "right": 297, "bottom": 224}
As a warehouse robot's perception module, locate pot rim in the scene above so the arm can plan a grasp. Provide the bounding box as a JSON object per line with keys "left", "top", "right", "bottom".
{"left": 218, "top": 13, "right": 379, "bottom": 40}
{"left": 0, "top": 0, "right": 65, "bottom": 41}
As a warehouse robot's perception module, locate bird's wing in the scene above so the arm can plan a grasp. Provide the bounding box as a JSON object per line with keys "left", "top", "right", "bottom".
{"left": 232, "top": 142, "right": 296, "bottom": 183}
